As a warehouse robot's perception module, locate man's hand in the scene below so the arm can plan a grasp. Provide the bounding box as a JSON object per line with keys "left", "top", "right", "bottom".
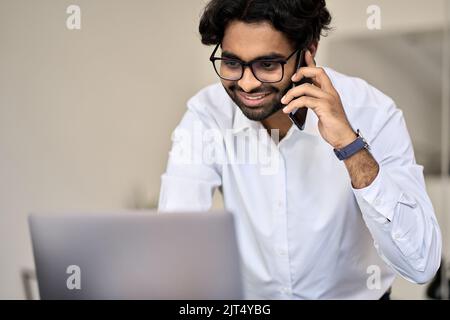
{"left": 281, "top": 50, "right": 357, "bottom": 149}
{"left": 281, "top": 51, "right": 380, "bottom": 188}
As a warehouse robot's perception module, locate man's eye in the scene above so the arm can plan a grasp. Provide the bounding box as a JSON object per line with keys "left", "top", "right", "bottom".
{"left": 258, "top": 61, "right": 278, "bottom": 70}
{"left": 223, "top": 60, "right": 240, "bottom": 68}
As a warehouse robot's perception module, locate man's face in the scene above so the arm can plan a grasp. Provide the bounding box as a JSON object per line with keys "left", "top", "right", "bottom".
{"left": 220, "top": 21, "right": 298, "bottom": 121}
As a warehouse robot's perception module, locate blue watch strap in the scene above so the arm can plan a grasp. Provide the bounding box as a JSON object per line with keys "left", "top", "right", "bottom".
{"left": 333, "top": 133, "right": 368, "bottom": 161}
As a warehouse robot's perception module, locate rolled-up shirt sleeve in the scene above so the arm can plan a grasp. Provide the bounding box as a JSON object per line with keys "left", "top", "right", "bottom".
{"left": 352, "top": 106, "right": 442, "bottom": 284}
{"left": 158, "top": 105, "right": 222, "bottom": 213}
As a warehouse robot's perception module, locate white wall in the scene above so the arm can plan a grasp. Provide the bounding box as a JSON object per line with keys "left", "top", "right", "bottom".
{"left": 0, "top": 0, "right": 448, "bottom": 299}
{"left": 0, "top": 0, "right": 216, "bottom": 299}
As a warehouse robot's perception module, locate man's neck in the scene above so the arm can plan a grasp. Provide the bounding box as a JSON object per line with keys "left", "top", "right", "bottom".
{"left": 260, "top": 109, "right": 293, "bottom": 141}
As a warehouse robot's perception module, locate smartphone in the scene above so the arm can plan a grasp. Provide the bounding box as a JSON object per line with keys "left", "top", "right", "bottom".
{"left": 288, "top": 49, "right": 312, "bottom": 131}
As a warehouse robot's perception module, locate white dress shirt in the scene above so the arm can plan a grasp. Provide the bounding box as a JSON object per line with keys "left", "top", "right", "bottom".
{"left": 158, "top": 67, "right": 442, "bottom": 299}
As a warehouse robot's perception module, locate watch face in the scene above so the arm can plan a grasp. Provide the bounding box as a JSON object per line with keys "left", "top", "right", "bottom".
{"left": 356, "top": 129, "right": 370, "bottom": 150}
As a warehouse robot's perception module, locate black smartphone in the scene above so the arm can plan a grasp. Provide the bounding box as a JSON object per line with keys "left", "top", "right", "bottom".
{"left": 288, "top": 49, "right": 312, "bottom": 131}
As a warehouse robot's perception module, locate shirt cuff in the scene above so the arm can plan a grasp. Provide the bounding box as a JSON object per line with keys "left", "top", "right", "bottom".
{"left": 352, "top": 166, "right": 403, "bottom": 223}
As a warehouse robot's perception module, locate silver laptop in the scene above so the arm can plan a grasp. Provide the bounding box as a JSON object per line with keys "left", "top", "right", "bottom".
{"left": 29, "top": 211, "right": 242, "bottom": 300}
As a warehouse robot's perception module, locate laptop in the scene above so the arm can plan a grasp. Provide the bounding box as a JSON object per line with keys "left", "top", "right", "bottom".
{"left": 28, "top": 211, "right": 242, "bottom": 300}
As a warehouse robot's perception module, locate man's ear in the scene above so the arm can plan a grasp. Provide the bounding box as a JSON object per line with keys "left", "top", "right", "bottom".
{"left": 307, "top": 41, "right": 319, "bottom": 58}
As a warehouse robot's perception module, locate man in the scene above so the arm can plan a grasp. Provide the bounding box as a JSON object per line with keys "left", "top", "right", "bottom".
{"left": 158, "top": 0, "right": 441, "bottom": 299}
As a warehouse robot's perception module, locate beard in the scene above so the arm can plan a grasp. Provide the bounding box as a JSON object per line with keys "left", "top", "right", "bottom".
{"left": 224, "top": 82, "right": 292, "bottom": 121}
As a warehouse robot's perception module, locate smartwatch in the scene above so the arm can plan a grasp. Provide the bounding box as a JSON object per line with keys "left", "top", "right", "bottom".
{"left": 333, "top": 129, "right": 370, "bottom": 161}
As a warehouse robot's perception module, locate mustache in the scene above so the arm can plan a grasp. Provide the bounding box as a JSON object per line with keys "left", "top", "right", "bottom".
{"left": 228, "top": 84, "right": 279, "bottom": 95}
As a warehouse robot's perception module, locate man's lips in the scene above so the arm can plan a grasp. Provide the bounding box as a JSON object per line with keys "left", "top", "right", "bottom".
{"left": 236, "top": 91, "right": 273, "bottom": 107}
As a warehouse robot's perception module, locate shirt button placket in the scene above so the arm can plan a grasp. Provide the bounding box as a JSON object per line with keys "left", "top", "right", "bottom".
{"left": 275, "top": 151, "right": 292, "bottom": 297}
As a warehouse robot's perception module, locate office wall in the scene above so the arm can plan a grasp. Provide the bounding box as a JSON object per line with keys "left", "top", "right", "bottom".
{"left": 0, "top": 0, "right": 217, "bottom": 299}
{"left": 0, "top": 0, "right": 448, "bottom": 299}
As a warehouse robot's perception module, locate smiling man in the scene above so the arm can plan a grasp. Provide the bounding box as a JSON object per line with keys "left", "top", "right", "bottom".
{"left": 158, "top": 0, "right": 442, "bottom": 299}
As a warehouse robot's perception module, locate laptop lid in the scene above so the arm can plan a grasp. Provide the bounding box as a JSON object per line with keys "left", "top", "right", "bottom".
{"left": 29, "top": 211, "right": 242, "bottom": 299}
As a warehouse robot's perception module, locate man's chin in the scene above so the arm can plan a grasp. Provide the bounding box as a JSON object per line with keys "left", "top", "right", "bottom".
{"left": 225, "top": 88, "right": 283, "bottom": 121}
{"left": 238, "top": 104, "right": 275, "bottom": 121}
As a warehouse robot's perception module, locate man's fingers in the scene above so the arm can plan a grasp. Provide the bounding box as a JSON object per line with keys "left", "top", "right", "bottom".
{"left": 281, "top": 83, "right": 329, "bottom": 105}
{"left": 296, "top": 67, "right": 334, "bottom": 92}
{"left": 291, "top": 52, "right": 335, "bottom": 93}
{"left": 282, "top": 96, "right": 321, "bottom": 114}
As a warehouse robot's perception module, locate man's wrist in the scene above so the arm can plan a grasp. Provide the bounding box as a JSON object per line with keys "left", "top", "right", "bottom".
{"left": 333, "top": 131, "right": 358, "bottom": 150}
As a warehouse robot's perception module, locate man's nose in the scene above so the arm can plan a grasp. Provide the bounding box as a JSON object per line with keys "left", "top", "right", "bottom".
{"left": 237, "top": 66, "right": 262, "bottom": 93}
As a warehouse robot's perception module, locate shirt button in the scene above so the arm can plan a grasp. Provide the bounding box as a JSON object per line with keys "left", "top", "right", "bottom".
{"left": 277, "top": 249, "right": 287, "bottom": 256}
{"left": 393, "top": 233, "right": 401, "bottom": 240}
{"left": 374, "top": 198, "right": 382, "bottom": 206}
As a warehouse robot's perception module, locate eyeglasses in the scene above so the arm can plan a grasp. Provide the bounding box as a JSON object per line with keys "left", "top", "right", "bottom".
{"left": 209, "top": 44, "right": 300, "bottom": 83}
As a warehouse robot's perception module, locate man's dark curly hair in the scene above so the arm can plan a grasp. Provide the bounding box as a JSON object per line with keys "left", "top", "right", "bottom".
{"left": 199, "top": 0, "right": 332, "bottom": 49}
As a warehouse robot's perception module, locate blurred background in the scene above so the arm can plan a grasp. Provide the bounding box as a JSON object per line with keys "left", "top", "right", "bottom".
{"left": 0, "top": 0, "right": 449, "bottom": 299}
